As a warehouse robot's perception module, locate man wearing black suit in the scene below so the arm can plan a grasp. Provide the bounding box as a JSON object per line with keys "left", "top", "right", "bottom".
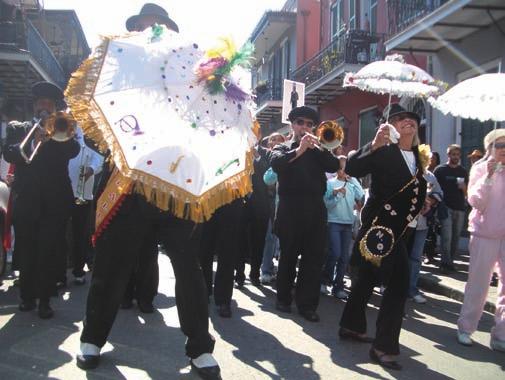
{"left": 339, "top": 104, "right": 427, "bottom": 371}
{"left": 3, "top": 82, "right": 80, "bottom": 319}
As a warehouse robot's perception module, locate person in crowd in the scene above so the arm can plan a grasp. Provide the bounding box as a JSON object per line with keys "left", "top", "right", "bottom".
{"left": 339, "top": 104, "right": 427, "bottom": 371}
{"left": 270, "top": 106, "right": 340, "bottom": 322}
{"left": 456, "top": 129, "right": 505, "bottom": 353}
{"left": 76, "top": 5, "right": 221, "bottom": 379}
{"left": 321, "top": 155, "right": 364, "bottom": 299}
{"left": 407, "top": 155, "right": 443, "bottom": 304}
{"left": 467, "top": 149, "right": 484, "bottom": 166}
{"left": 260, "top": 133, "right": 285, "bottom": 285}
{"left": 434, "top": 144, "right": 468, "bottom": 273}
{"left": 246, "top": 143, "right": 271, "bottom": 286}
{"left": 424, "top": 151, "right": 442, "bottom": 265}
{"left": 466, "top": 149, "right": 498, "bottom": 287}
{"left": 3, "top": 82, "right": 80, "bottom": 319}
{"left": 66, "top": 128, "right": 103, "bottom": 285}
{"left": 200, "top": 198, "right": 245, "bottom": 318}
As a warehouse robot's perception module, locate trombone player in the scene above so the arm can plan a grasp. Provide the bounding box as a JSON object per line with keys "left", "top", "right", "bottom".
{"left": 3, "top": 81, "right": 79, "bottom": 319}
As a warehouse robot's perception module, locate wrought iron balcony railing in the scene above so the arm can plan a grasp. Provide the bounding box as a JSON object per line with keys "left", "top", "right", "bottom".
{"left": 290, "top": 30, "right": 386, "bottom": 88}
{"left": 255, "top": 80, "right": 283, "bottom": 108}
{"left": 387, "top": 0, "right": 449, "bottom": 36}
{"left": 0, "top": 19, "right": 66, "bottom": 88}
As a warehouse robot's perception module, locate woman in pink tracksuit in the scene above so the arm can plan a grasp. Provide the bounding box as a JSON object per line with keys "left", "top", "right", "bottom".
{"left": 457, "top": 129, "right": 505, "bottom": 352}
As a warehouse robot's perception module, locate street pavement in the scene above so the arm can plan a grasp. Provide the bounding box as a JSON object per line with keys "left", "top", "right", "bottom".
{"left": 0, "top": 254, "right": 503, "bottom": 380}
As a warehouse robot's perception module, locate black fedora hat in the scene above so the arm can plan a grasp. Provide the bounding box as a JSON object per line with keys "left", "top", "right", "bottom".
{"left": 381, "top": 103, "right": 420, "bottom": 125}
{"left": 126, "top": 3, "right": 179, "bottom": 33}
{"left": 32, "top": 81, "right": 64, "bottom": 103}
{"left": 288, "top": 106, "right": 320, "bottom": 124}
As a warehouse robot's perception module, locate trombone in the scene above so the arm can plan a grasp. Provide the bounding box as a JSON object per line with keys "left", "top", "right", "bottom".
{"left": 19, "top": 111, "right": 77, "bottom": 164}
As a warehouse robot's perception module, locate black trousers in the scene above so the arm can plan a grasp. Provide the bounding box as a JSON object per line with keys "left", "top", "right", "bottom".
{"left": 340, "top": 235, "right": 410, "bottom": 355}
{"left": 14, "top": 215, "right": 67, "bottom": 301}
{"left": 81, "top": 197, "right": 215, "bottom": 358}
{"left": 248, "top": 211, "right": 269, "bottom": 280}
{"left": 275, "top": 196, "right": 327, "bottom": 312}
{"left": 199, "top": 199, "right": 243, "bottom": 306}
{"left": 71, "top": 201, "right": 93, "bottom": 278}
{"left": 123, "top": 228, "right": 159, "bottom": 305}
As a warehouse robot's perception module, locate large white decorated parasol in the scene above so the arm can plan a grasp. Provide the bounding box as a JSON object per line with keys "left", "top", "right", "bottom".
{"left": 344, "top": 54, "right": 447, "bottom": 119}
{"left": 428, "top": 72, "right": 505, "bottom": 123}
{"left": 66, "top": 26, "right": 257, "bottom": 224}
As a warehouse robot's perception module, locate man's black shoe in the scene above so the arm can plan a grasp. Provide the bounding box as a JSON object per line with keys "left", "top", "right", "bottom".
{"left": 216, "top": 304, "right": 231, "bottom": 318}
{"left": 275, "top": 302, "right": 292, "bottom": 313}
{"left": 120, "top": 299, "right": 133, "bottom": 309}
{"left": 339, "top": 327, "right": 374, "bottom": 343}
{"left": 250, "top": 277, "right": 261, "bottom": 287}
{"left": 235, "top": 279, "right": 244, "bottom": 289}
{"left": 56, "top": 280, "right": 67, "bottom": 290}
{"left": 19, "top": 300, "right": 36, "bottom": 312}
{"left": 76, "top": 354, "right": 100, "bottom": 370}
{"left": 38, "top": 303, "right": 54, "bottom": 319}
{"left": 190, "top": 360, "right": 221, "bottom": 380}
{"left": 138, "top": 302, "right": 155, "bottom": 314}
{"left": 299, "top": 310, "right": 320, "bottom": 322}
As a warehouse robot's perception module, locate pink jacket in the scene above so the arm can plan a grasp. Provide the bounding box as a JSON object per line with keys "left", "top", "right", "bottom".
{"left": 467, "top": 160, "right": 505, "bottom": 239}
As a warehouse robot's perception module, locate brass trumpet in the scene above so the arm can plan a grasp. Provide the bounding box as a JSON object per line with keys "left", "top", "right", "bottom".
{"left": 19, "top": 111, "right": 77, "bottom": 163}
{"left": 308, "top": 120, "right": 344, "bottom": 150}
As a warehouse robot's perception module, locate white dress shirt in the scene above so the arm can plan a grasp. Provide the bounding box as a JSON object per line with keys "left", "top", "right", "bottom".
{"left": 68, "top": 128, "right": 104, "bottom": 201}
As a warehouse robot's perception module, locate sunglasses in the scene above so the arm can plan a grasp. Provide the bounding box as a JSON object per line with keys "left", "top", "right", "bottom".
{"left": 294, "top": 119, "right": 314, "bottom": 128}
{"left": 389, "top": 114, "right": 416, "bottom": 123}
{"left": 494, "top": 142, "right": 505, "bottom": 149}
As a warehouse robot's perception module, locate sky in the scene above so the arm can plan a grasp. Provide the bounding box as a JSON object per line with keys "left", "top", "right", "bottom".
{"left": 43, "top": 0, "right": 288, "bottom": 49}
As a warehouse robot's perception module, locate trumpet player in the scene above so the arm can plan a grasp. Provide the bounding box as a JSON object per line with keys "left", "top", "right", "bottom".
{"left": 3, "top": 81, "right": 79, "bottom": 319}
{"left": 269, "top": 106, "right": 340, "bottom": 322}
{"left": 67, "top": 127, "right": 103, "bottom": 285}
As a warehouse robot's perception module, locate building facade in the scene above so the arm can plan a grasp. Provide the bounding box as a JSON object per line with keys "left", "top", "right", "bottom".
{"left": 0, "top": 0, "right": 89, "bottom": 121}
{"left": 249, "top": 0, "right": 429, "bottom": 151}
{"left": 386, "top": 0, "right": 505, "bottom": 168}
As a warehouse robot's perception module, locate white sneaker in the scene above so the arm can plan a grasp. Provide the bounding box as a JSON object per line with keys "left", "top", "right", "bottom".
{"left": 490, "top": 337, "right": 505, "bottom": 352}
{"left": 333, "top": 290, "right": 348, "bottom": 299}
{"left": 320, "top": 285, "right": 330, "bottom": 295}
{"left": 260, "top": 273, "right": 274, "bottom": 284}
{"left": 412, "top": 294, "right": 427, "bottom": 304}
{"left": 457, "top": 331, "right": 473, "bottom": 346}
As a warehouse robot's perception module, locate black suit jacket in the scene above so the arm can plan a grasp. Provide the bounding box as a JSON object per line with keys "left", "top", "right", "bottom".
{"left": 346, "top": 142, "right": 426, "bottom": 231}
{"left": 3, "top": 121, "right": 80, "bottom": 221}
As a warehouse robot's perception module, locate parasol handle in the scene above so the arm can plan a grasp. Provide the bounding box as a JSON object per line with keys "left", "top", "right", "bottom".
{"left": 492, "top": 61, "right": 502, "bottom": 151}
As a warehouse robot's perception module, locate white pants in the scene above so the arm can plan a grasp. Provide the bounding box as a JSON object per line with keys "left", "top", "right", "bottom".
{"left": 457, "top": 236, "right": 505, "bottom": 340}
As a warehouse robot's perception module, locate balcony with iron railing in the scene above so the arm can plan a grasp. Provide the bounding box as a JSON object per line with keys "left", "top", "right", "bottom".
{"left": 255, "top": 80, "right": 283, "bottom": 108}
{"left": 0, "top": 18, "right": 66, "bottom": 88}
{"left": 290, "top": 30, "right": 386, "bottom": 89}
{"left": 387, "top": 0, "right": 450, "bottom": 37}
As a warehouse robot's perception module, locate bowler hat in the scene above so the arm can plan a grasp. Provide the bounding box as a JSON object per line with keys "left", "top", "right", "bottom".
{"left": 288, "top": 106, "right": 320, "bottom": 124}
{"left": 32, "top": 81, "right": 64, "bottom": 103}
{"left": 126, "top": 3, "right": 179, "bottom": 32}
{"left": 381, "top": 103, "right": 421, "bottom": 125}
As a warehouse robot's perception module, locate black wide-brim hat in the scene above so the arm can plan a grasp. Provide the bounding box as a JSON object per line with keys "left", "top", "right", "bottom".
{"left": 126, "top": 3, "right": 179, "bottom": 33}
{"left": 381, "top": 103, "right": 420, "bottom": 125}
{"left": 288, "top": 106, "right": 320, "bottom": 124}
{"left": 32, "top": 81, "right": 64, "bottom": 103}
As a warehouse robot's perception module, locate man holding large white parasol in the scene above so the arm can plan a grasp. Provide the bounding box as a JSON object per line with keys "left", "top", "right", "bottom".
{"left": 67, "top": 4, "right": 258, "bottom": 379}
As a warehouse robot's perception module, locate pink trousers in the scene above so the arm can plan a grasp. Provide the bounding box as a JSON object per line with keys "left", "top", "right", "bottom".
{"left": 457, "top": 236, "right": 505, "bottom": 340}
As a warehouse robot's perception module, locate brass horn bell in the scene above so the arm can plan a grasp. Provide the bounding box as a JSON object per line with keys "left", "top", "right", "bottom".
{"left": 314, "top": 120, "right": 344, "bottom": 150}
